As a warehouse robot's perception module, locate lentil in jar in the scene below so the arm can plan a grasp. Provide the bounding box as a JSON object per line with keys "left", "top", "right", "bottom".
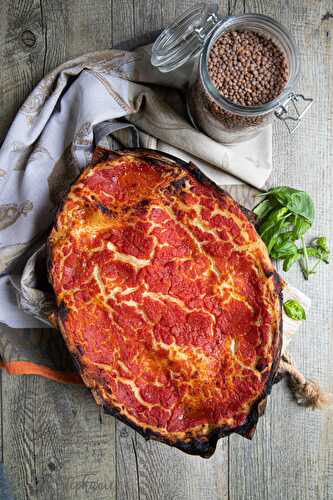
{"left": 208, "top": 30, "right": 289, "bottom": 106}
{"left": 189, "top": 29, "right": 290, "bottom": 142}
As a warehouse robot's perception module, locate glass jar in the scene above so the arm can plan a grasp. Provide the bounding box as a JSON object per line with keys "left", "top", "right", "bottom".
{"left": 151, "top": 4, "right": 313, "bottom": 144}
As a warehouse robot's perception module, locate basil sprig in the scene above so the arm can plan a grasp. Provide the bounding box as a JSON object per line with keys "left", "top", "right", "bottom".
{"left": 254, "top": 187, "right": 329, "bottom": 280}
{"left": 283, "top": 299, "right": 306, "bottom": 321}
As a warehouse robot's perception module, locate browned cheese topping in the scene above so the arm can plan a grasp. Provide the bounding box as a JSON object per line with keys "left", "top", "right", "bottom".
{"left": 48, "top": 148, "right": 282, "bottom": 457}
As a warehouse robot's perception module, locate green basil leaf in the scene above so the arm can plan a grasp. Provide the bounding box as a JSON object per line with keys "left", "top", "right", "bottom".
{"left": 280, "top": 230, "right": 298, "bottom": 242}
{"left": 263, "top": 186, "right": 300, "bottom": 206}
{"left": 262, "top": 219, "right": 292, "bottom": 254}
{"left": 286, "top": 192, "right": 314, "bottom": 223}
{"left": 299, "top": 246, "right": 330, "bottom": 264}
{"left": 293, "top": 215, "right": 311, "bottom": 239}
{"left": 283, "top": 252, "right": 302, "bottom": 272}
{"left": 259, "top": 207, "right": 290, "bottom": 239}
{"left": 263, "top": 187, "right": 315, "bottom": 223}
{"left": 270, "top": 234, "right": 286, "bottom": 252}
{"left": 262, "top": 221, "right": 289, "bottom": 251}
{"left": 312, "top": 237, "right": 330, "bottom": 253}
{"left": 315, "top": 248, "right": 329, "bottom": 264}
{"left": 271, "top": 241, "right": 298, "bottom": 259}
{"left": 266, "top": 231, "right": 283, "bottom": 254}
{"left": 253, "top": 199, "right": 275, "bottom": 220}
{"left": 316, "top": 249, "right": 329, "bottom": 264}
{"left": 283, "top": 299, "right": 306, "bottom": 321}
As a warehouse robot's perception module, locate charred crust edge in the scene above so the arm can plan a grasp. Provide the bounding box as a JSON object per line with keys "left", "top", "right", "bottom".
{"left": 58, "top": 301, "right": 69, "bottom": 322}
{"left": 101, "top": 383, "right": 273, "bottom": 457}
{"left": 240, "top": 205, "right": 257, "bottom": 225}
{"left": 48, "top": 146, "right": 283, "bottom": 457}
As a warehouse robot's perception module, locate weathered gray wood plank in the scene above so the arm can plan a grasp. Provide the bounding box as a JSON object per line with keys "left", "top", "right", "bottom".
{"left": 0, "top": 0, "right": 6, "bottom": 459}
{"left": 0, "top": 370, "right": 2, "bottom": 463}
{"left": 229, "top": 2, "right": 333, "bottom": 500}
{"left": 112, "top": 0, "right": 134, "bottom": 47}
{"left": 0, "top": 0, "right": 45, "bottom": 143}
{"left": 0, "top": 0, "right": 45, "bottom": 492}
{"left": 40, "top": 0, "right": 113, "bottom": 72}
{"left": 228, "top": 0, "right": 245, "bottom": 15}
{"left": 2, "top": 373, "right": 116, "bottom": 500}
{"left": 135, "top": 436, "right": 228, "bottom": 500}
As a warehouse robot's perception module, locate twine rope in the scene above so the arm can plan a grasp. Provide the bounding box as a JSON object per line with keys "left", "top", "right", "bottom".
{"left": 278, "top": 352, "right": 333, "bottom": 410}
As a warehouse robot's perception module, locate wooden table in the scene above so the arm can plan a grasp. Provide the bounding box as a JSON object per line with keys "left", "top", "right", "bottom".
{"left": 0, "top": 1, "right": 332, "bottom": 499}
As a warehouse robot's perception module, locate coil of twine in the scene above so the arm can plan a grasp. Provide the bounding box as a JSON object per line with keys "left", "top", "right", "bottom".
{"left": 278, "top": 352, "right": 333, "bottom": 409}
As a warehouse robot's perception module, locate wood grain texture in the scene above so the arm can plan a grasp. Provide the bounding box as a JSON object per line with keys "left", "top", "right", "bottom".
{"left": 112, "top": 0, "right": 134, "bottom": 47}
{"left": 2, "top": 372, "right": 116, "bottom": 500}
{"left": 0, "top": 370, "right": 2, "bottom": 463}
{"left": 135, "top": 437, "right": 228, "bottom": 500}
{"left": 0, "top": 0, "right": 332, "bottom": 499}
{"left": 228, "top": 0, "right": 245, "bottom": 15}
{"left": 40, "top": 0, "right": 113, "bottom": 73}
{"left": 229, "top": 2, "right": 333, "bottom": 500}
{"left": 0, "top": 0, "right": 45, "bottom": 143}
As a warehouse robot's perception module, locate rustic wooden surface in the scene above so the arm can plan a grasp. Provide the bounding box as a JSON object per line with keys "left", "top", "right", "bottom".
{"left": 0, "top": 0, "right": 332, "bottom": 499}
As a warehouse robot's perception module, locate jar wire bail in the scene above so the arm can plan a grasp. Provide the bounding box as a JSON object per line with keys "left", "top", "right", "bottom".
{"left": 194, "top": 12, "right": 219, "bottom": 41}
{"left": 275, "top": 94, "right": 314, "bottom": 134}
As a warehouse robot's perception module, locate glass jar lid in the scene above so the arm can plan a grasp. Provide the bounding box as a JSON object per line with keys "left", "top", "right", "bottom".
{"left": 151, "top": 3, "right": 219, "bottom": 72}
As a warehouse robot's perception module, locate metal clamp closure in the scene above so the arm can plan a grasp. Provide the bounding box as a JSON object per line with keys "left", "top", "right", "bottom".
{"left": 275, "top": 93, "right": 313, "bottom": 134}
{"left": 194, "top": 12, "right": 219, "bottom": 40}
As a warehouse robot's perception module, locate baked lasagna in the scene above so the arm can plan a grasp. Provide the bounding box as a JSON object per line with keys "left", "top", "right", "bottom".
{"left": 48, "top": 148, "right": 282, "bottom": 457}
